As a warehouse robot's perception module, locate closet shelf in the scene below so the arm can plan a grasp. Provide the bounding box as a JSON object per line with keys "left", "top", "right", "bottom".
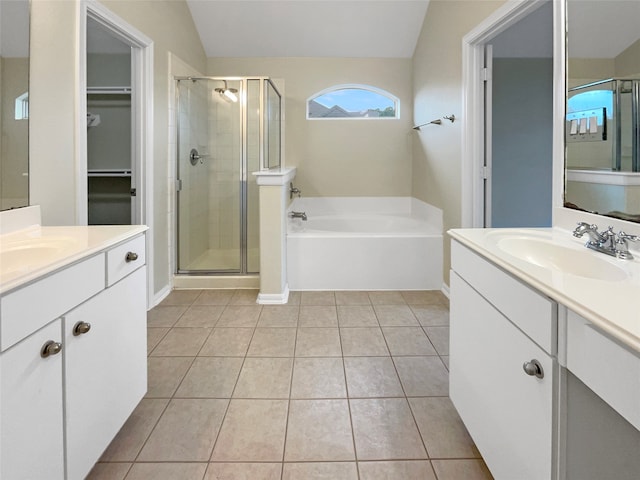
{"left": 87, "top": 86, "right": 131, "bottom": 95}
{"left": 88, "top": 169, "right": 132, "bottom": 178}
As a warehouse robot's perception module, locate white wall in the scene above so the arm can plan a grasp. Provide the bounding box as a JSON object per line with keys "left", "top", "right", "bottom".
{"left": 206, "top": 57, "right": 414, "bottom": 198}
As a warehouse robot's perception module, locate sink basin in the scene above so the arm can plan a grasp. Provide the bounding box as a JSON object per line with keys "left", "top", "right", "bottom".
{"left": 497, "top": 237, "right": 628, "bottom": 281}
{"left": 0, "top": 237, "right": 79, "bottom": 276}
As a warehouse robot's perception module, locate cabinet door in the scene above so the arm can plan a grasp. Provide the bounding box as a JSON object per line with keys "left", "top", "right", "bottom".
{"left": 0, "top": 320, "right": 64, "bottom": 480}
{"left": 64, "top": 267, "right": 147, "bottom": 480}
{"left": 450, "top": 272, "right": 555, "bottom": 480}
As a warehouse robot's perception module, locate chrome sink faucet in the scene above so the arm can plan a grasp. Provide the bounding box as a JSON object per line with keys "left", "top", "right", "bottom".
{"left": 572, "top": 222, "right": 638, "bottom": 259}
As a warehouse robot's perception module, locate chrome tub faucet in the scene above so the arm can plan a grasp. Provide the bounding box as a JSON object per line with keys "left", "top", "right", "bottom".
{"left": 290, "top": 211, "right": 307, "bottom": 221}
{"left": 289, "top": 182, "right": 301, "bottom": 199}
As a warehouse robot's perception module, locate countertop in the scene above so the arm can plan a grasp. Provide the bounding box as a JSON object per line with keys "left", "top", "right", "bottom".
{"left": 0, "top": 225, "right": 148, "bottom": 295}
{"left": 449, "top": 227, "right": 640, "bottom": 353}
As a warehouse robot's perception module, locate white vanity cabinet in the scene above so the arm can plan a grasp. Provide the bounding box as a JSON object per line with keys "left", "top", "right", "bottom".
{"left": 0, "top": 231, "right": 147, "bottom": 480}
{"left": 450, "top": 240, "right": 557, "bottom": 480}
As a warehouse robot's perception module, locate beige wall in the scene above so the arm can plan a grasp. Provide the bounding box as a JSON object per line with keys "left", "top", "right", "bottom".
{"left": 207, "top": 57, "right": 413, "bottom": 197}
{"left": 411, "top": 0, "right": 505, "bottom": 285}
{"left": 29, "top": 0, "right": 206, "bottom": 297}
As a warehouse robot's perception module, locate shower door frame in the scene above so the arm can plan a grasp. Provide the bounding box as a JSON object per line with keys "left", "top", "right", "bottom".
{"left": 174, "top": 76, "right": 279, "bottom": 276}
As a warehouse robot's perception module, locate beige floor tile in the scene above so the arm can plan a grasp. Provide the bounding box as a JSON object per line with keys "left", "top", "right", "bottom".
{"left": 411, "top": 304, "right": 450, "bottom": 327}
{"left": 337, "top": 305, "right": 379, "bottom": 327}
{"left": 174, "top": 306, "right": 225, "bottom": 328}
{"left": 247, "top": 328, "right": 297, "bottom": 356}
{"left": 138, "top": 398, "right": 228, "bottom": 461}
{"left": 100, "top": 399, "right": 169, "bottom": 461}
{"left": 199, "top": 328, "right": 254, "bottom": 357}
{"left": 374, "top": 305, "right": 419, "bottom": 326}
{"left": 431, "top": 459, "right": 494, "bottom": 480}
{"left": 401, "top": 291, "right": 445, "bottom": 305}
{"left": 125, "top": 463, "right": 208, "bottom": 480}
{"left": 233, "top": 358, "right": 293, "bottom": 398}
{"left": 161, "top": 289, "right": 202, "bottom": 306}
{"left": 146, "top": 357, "right": 194, "bottom": 398}
{"left": 350, "top": 398, "right": 427, "bottom": 460}
{"left": 150, "top": 328, "right": 212, "bottom": 356}
{"left": 194, "top": 290, "right": 235, "bottom": 305}
{"left": 344, "top": 357, "right": 404, "bottom": 398}
{"left": 284, "top": 399, "right": 355, "bottom": 461}
{"left": 258, "top": 305, "right": 299, "bottom": 327}
{"left": 204, "top": 463, "right": 282, "bottom": 480}
{"left": 282, "top": 462, "right": 358, "bottom": 480}
{"left": 211, "top": 399, "right": 289, "bottom": 462}
{"left": 147, "top": 328, "right": 169, "bottom": 354}
{"left": 382, "top": 327, "right": 437, "bottom": 356}
{"left": 229, "top": 289, "right": 260, "bottom": 305}
{"left": 216, "top": 306, "right": 262, "bottom": 327}
{"left": 367, "top": 291, "right": 406, "bottom": 305}
{"left": 147, "top": 305, "right": 187, "bottom": 327}
{"left": 295, "top": 327, "right": 342, "bottom": 357}
{"left": 358, "top": 460, "right": 436, "bottom": 480}
{"left": 335, "top": 291, "right": 372, "bottom": 305}
{"left": 393, "top": 356, "right": 449, "bottom": 397}
{"left": 175, "top": 357, "right": 244, "bottom": 398}
{"left": 340, "top": 328, "right": 389, "bottom": 356}
{"left": 299, "top": 305, "right": 338, "bottom": 327}
{"left": 85, "top": 462, "right": 131, "bottom": 480}
{"left": 291, "top": 357, "right": 347, "bottom": 399}
{"left": 286, "top": 291, "right": 302, "bottom": 305}
{"left": 424, "top": 326, "right": 449, "bottom": 355}
{"left": 441, "top": 356, "right": 450, "bottom": 370}
{"left": 409, "top": 397, "right": 480, "bottom": 459}
{"left": 300, "top": 291, "right": 336, "bottom": 305}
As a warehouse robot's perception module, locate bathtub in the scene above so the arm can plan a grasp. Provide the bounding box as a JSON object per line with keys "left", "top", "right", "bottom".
{"left": 287, "top": 197, "right": 443, "bottom": 290}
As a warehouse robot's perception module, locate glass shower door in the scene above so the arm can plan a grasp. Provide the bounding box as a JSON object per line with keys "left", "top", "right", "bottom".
{"left": 176, "top": 78, "right": 243, "bottom": 273}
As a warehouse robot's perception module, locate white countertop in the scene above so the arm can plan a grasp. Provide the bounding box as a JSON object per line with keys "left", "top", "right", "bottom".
{"left": 449, "top": 227, "right": 640, "bottom": 353}
{"left": 0, "top": 224, "right": 148, "bottom": 295}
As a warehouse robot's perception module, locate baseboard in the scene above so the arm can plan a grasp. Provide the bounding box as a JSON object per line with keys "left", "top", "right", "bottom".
{"left": 441, "top": 282, "right": 450, "bottom": 299}
{"left": 257, "top": 285, "right": 290, "bottom": 305}
{"left": 151, "top": 284, "right": 171, "bottom": 309}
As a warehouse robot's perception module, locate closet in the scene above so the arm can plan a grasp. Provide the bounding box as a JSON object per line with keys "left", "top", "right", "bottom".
{"left": 86, "top": 19, "right": 134, "bottom": 225}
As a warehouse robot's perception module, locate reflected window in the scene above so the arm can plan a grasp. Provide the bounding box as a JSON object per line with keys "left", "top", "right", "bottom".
{"left": 307, "top": 85, "right": 399, "bottom": 119}
{"left": 14, "top": 92, "right": 28, "bottom": 120}
{"left": 567, "top": 89, "right": 613, "bottom": 125}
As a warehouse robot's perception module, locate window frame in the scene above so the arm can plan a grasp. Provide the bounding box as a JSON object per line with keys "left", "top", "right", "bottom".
{"left": 306, "top": 84, "right": 400, "bottom": 121}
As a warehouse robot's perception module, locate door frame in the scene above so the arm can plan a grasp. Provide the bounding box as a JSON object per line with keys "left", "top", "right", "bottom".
{"left": 77, "top": 0, "right": 155, "bottom": 306}
{"left": 461, "top": 0, "right": 565, "bottom": 228}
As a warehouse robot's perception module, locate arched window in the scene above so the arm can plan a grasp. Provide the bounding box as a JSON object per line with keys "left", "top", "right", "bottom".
{"left": 307, "top": 84, "right": 399, "bottom": 120}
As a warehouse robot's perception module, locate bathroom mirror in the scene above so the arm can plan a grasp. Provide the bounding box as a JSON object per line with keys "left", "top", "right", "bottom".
{"left": 0, "top": 0, "right": 30, "bottom": 211}
{"left": 565, "top": 0, "right": 640, "bottom": 222}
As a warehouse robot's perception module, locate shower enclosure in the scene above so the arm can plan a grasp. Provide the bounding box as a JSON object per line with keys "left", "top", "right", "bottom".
{"left": 175, "top": 76, "right": 281, "bottom": 274}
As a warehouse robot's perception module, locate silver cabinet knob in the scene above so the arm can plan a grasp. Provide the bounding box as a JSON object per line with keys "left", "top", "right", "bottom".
{"left": 41, "top": 340, "right": 62, "bottom": 358}
{"left": 73, "top": 321, "right": 91, "bottom": 336}
{"left": 125, "top": 251, "right": 139, "bottom": 262}
{"left": 522, "top": 359, "right": 544, "bottom": 379}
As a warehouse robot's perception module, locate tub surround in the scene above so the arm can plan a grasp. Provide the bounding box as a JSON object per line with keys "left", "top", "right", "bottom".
{"left": 0, "top": 206, "right": 148, "bottom": 479}
{"left": 287, "top": 197, "right": 443, "bottom": 291}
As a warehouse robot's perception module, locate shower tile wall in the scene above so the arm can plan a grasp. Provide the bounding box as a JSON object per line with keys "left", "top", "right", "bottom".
{"left": 178, "top": 80, "right": 211, "bottom": 269}
{"left": 208, "top": 80, "right": 242, "bottom": 266}
{"left": 246, "top": 80, "right": 260, "bottom": 272}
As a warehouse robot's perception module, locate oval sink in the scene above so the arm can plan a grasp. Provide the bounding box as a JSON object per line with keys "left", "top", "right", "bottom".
{"left": 0, "top": 237, "right": 79, "bottom": 276}
{"left": 497, "top": 237, "right": 628, "bottom": 281}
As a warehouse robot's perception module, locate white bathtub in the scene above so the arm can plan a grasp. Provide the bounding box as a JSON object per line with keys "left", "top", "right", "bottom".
{"left": 287, "top": 197, "right": 443, "bottom": 290}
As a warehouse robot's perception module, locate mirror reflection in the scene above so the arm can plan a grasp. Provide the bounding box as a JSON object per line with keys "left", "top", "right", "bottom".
{"left": 565, "top": 0, "right": 640, "bottom": 222}
{"left": 0, "top": 0, "right": 29, "bottom": 211}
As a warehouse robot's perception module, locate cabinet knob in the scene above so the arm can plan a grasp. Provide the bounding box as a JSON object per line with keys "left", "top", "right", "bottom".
{"left": 41, "top": 341, "right": 62, "bottom": 358}
{"left": 125, "top": 251, "right": 139, "bottom": 262}
{"left": 73, "top": 321, "right": 92, "bottom": 336}
{"left": 522, "top": 359, "right": 544, "bottom": 379}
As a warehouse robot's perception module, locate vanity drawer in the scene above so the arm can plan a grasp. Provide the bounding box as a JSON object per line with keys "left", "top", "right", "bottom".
{"left": 566, "top": 310, "right": 640, "bottom": 430}
{"left": 106, "top": 234, "right": 145, "bottom": 286}
{"left": 0, "top": 254, "right": 105, "bottom": 351}
{"left": 451, "top": 240, "right": 556, "bottom": 354}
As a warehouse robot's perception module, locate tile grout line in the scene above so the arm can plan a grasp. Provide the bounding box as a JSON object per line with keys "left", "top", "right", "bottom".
{"left": 279, "top": 305, "right": 300, "bottom": 480}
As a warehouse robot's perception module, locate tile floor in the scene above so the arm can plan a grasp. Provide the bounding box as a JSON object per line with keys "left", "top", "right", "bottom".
{"left": 88, "top": 289, "right": 493, "bottom": 480}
